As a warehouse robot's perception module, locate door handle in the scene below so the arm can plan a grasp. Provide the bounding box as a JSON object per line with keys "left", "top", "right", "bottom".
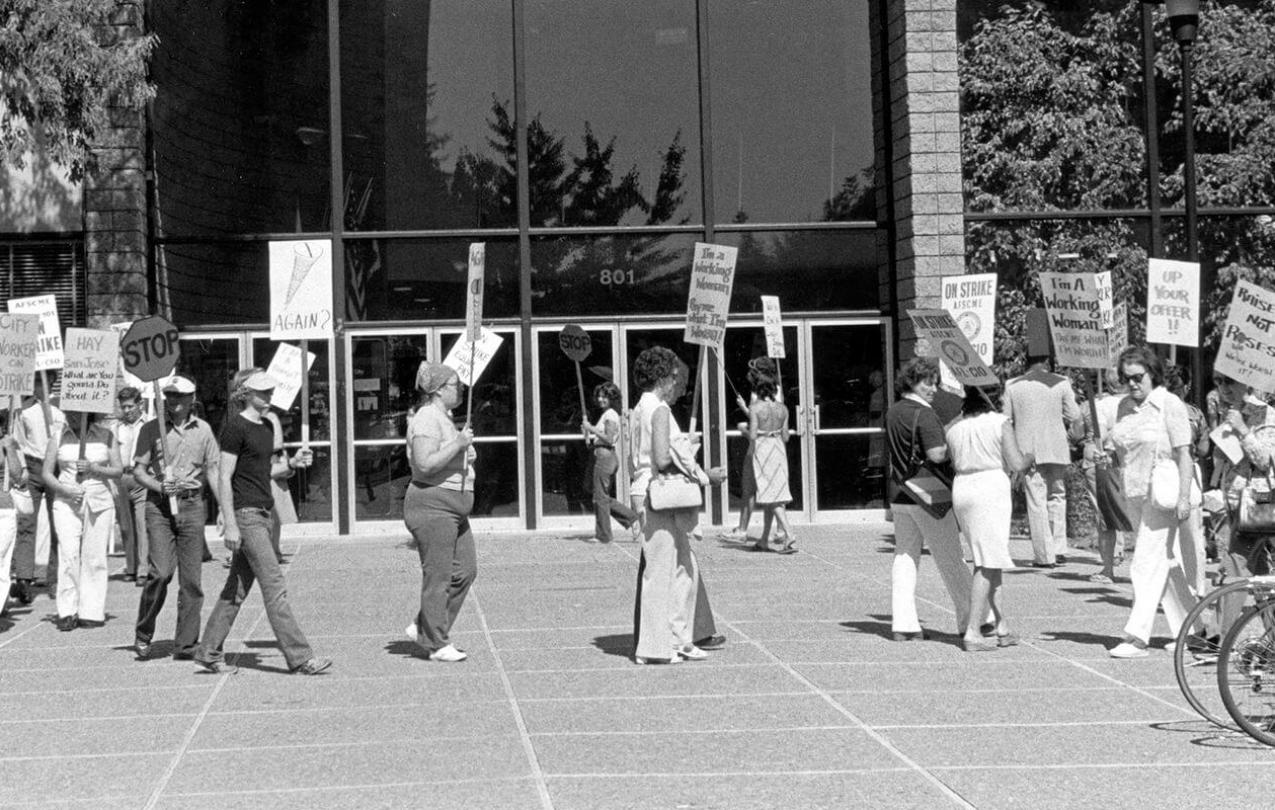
{"left": 813, "top": 403, "right": 822, "bottom": 433}
{"left": 794, "top": 405, "right": 805, "bottom": 436}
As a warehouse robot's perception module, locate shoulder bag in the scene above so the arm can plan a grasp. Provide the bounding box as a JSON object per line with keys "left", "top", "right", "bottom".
{"left": 896, "top": 408, "right": 953, "bottom": 519}
{"left": 647, "top": 424, "right": 708, "bottom": 512}
{"left": 1236, "top": 425, "right": 1275, "bottom": 534}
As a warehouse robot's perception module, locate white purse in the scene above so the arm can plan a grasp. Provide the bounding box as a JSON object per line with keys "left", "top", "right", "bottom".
{"left": 1149, "top": 458, "right": 1202, "bottom": 511}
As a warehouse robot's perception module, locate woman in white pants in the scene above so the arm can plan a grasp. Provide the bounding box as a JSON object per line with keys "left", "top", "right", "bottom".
{"left": 43, "top": 412, "right": 121, "bottom": 631}
{"left": 885, "top": 357, "right": 972, "bottom": 641}
{"left": 1105, "top": 347, "right": 1196, "bottom": 658}
{"left": 0, "top": 430, "right": 23, "bottom": 616}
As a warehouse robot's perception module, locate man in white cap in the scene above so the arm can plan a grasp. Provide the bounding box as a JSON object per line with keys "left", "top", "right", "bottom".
{"left": 196, "top": 369, "right": 329, "bottom": 675}
{"left": 133, "top": 375, "right": 222, "bottom": 660}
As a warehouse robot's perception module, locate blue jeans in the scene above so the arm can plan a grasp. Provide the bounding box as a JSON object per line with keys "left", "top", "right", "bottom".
{"left": 197, "top": 507, "right": 314, "bottom": 670}
{"left": 135, "top": 497, "right": 206, "bottom": 653}
{"left": 592, "top": 448, "right": 637, "bottom": 542}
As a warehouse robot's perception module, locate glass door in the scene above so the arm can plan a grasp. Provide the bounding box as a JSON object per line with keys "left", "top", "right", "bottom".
{"left": 718, "top": 323, "right": 805, "bottom": 520}
{"left": 250, "top": 334, "right": 336, "bottom": 532}
{"left": 438, "top": 327, "right": 523, "bottom": 527}
{"left": 800, "top": 319, "right": 891, "bottom": 520}
{"left": 345, "top": 329, "right": 435, "bottom": 526}
{"left": 619, "top": 325, "right": 713, "bottom": 518}
{"left": 533, "top": 325, "right": 619, "bottom": 528}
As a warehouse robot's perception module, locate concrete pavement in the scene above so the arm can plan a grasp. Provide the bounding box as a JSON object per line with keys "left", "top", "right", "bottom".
{"left": 3, "top": 522, "right": 1274, "bottom": 809}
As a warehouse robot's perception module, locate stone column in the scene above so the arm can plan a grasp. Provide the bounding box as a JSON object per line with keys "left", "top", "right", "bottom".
{"left": 873, "top": 0, "right": 966, "bottom": 362}
{"left": 83, "top": 0, "right": 149, "bottom": 328}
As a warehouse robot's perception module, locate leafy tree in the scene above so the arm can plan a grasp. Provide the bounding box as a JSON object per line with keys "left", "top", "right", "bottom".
{"left": 0, "top": 0, "right": 156, "bottom": 181}
{"left": 960, "top": 1, "right": 1275, "bottom": 378}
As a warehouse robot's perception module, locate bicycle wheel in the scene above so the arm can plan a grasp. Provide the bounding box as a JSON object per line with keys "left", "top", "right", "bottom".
{"left": 1175, "top": 578, "right": 1251, "bottom": 729}
{"left": 1218, "top": 600, "right": 1275, "bottom": 746}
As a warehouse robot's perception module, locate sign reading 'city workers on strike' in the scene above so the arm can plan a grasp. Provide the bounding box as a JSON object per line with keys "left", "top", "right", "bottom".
{"left": 1038, "top": 271, "right": 1108, "bottom": 369}
{"left": 269, "top": 239, "right": 334, "bottom": 340}
{"left": 266, "top": 342, "right": 317, "bottom": 411}
{"left": 61, "top": 328, "right": 120, "bottom": 413}
{"left": 684, "top": 242, "right": 738, "bottom": 353}
{"left": 1214, "top": 280, "right": 1275, "bottom": 394}
{"left": 7, "top": 294, "right": 63, "bottom": 371}
{"left": 1146, "top": 258, "right": 1200, "bottom": 347}
{"left": 907, "top": 309, "right": 997, "bottom": 387}
{"left": 0, "top": 313, "right": 39, "bottom": 397}
{"left": 444, "top": 328, "right": 505, "bottom": 387}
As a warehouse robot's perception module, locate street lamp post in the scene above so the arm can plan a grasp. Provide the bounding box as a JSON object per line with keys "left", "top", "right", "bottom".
{"left": 1167, "top": 0, "right": 1203, "bottom": 404}
{"left": 1145, "top": 0, "right": 1203, "bottom": 402}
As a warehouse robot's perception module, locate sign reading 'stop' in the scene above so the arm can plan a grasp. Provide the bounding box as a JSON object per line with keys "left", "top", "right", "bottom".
{"left": 121, "top": 315, "right": 181, "bottom": 382}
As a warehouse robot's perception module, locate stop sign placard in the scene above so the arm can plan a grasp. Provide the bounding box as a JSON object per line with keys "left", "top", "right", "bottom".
{"left": 121, "top": 315, "right": 181, "bottom": 382}
{"left": 558, "top": 325, "right": 591, "bottom": 362}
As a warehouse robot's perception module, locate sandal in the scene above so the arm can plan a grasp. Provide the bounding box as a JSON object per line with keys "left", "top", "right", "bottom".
{"left": 1088, "top": 573, "right": 1114, "bottom": 584}
{"left": 776, "top": 541, "right": 798, "bottom": 555}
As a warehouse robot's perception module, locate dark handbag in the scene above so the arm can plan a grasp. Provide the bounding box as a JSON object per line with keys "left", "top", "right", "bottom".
{"left": 1094, "top": 461, "right": 1135, "bottom": 532}
{"left": 895, "top": 408, "right": 953, "bottom": 519}
{"left": 1237, "top": 475, "right": 1275, "bottom": 534}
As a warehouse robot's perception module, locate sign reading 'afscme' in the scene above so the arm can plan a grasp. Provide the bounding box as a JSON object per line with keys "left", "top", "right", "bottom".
{"left": 908, "top": 309, "right": 997, "bottom": 387}
{"left": 7, "top": 295, "right": 63, "bottom": 371}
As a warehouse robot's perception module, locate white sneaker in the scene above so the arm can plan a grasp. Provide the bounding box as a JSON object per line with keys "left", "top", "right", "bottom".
{"left": 677, "top": 645, "right": 708, "bottom": 661}
{"left": 1165, "top": 641, "right": 1177, "bottom": 655}
{"left": 430, "top": 644, "right": 468, "bottom": 662}
{"left": 1109, "top": 642, "right": 1148, "bottom": 659}
{"left": 404, "top": 622, "right": 418, "bottom": 642}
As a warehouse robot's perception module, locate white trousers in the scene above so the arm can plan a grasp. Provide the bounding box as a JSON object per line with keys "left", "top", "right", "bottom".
{"left": 1123, "top": 496, "right": 1195, "bottom": 644}
{"left": 1024, "top": 463, "right": 1069, "bottom": 563}
{"left": 891, "top": 504, "right": 972, "bottom": 633}
{"left": 0, "top": 508, "right": 15, "bottom": 612}
{"left": 13, "top": 486, "right": 53, "bottom": 578}
{"left": 52, "top": 501, "right": 113, "bottom": 622}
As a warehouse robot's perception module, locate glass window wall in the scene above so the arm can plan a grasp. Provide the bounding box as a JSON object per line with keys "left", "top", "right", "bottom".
{"left": 151, "top": 0, "right": 331, "bottom": 237}
{"left": 339, "top": 0, "right": 516, "bottom": 231}
{"left": 530, "top": 232, "right": 698, "bottom": 317}
{"left": 525, "top": 0, "right": 701, "bottom": 227}
{"left": 345, "top": 237, "right": 519, "bottom": 322}
{"left": 707, "top": 0, "right": 874, "bottom": 225}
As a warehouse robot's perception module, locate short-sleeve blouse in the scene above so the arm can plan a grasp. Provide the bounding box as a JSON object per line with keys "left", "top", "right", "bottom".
{"left": 1109, "top": 386, "right": 1191, "bottom": 498}
{"left": 406, "top": 405, "right": 476, "bottom": 491}
{"left": 945, "top": 412, "right": 1008, "bottom": 474}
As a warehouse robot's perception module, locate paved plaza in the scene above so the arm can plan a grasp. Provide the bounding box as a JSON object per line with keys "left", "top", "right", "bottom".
{"left": 3, "top": 521, "right": 1275, "bottom": 809}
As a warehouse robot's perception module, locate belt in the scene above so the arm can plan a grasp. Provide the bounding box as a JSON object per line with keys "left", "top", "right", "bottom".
{"left": 175, "top": 490, "right": 204, "bottom": 501}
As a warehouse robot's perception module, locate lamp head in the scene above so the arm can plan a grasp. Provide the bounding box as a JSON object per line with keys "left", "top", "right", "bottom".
{"left": 1165, "top": 0, "right": 1200, "bottom": 45}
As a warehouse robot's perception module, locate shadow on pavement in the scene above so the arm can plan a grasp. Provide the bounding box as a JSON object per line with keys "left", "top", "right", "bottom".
{"left": 839, "top": 616, "right": 895, "bottom": 641}
{"left": 384, "top": 639, "right": 425, "bottom": 660}
{"left": 591, "top": 633, "right": 633, "bottom": 659}
{"left": 1033, "top": 629, "right": 1121, "bottom": 650}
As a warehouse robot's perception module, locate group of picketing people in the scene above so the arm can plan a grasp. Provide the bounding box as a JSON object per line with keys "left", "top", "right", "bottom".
{"left": 0, "top": 369, "right": 332, "bottom": 675}
{"left": 887, "top": 344, "right": 1275, "bottom": 656}
{"left": 6, "top": 337, "right": 1272, "bottom": 669}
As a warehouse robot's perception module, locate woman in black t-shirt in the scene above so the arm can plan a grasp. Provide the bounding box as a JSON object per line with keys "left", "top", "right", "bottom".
{"left": 884, "top": 357, "right": 973, "bottom": 642}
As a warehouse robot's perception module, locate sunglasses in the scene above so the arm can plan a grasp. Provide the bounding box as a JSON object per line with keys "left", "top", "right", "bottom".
{"left": 1120, "top": 371, "right": 1148, "bottom": 384}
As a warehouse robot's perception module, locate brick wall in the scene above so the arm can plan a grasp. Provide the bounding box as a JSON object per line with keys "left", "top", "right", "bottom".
{"left": 84, "top": 0, "right": 148, "bottom": 327}
{"left": 875, "top": 0, "right": 966, "bottom": 362}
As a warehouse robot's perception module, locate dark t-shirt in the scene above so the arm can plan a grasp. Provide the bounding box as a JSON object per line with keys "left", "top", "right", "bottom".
{"left": 885, "top": 398, "right": 948, "bottom": 506}
{"left": 219, "top": 413, "right": 274, "bottom": 510}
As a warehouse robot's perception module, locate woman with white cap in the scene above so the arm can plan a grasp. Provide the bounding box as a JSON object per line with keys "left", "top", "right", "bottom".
{"left": 403, "top": 361, "right": 476, "bottom": 663}
{"left": 195, "top": 368, "right": 329, "bottom": 675}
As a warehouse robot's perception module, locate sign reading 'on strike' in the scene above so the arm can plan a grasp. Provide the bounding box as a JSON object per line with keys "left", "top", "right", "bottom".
{"left": 907, "top": 309, "right": 997, "bottom": 387}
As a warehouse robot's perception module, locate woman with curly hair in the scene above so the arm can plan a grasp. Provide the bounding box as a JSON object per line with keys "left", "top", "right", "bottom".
{"left": 629, "top": 346, "right": 724, "bottom": 664}
{"left": 582, "top": 381, "right": 638, "bottom": 543}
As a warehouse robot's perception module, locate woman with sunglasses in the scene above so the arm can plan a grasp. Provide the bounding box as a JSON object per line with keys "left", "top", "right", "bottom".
{"left": 402, "top": 362, "right": 476, "bottom": 663}
{"left": 1104, "top": 346, "right": 1197, "bottom": 658}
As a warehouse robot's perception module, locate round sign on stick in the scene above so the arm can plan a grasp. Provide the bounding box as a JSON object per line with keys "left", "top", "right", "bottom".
{"left": 558, "top": 325, "right": 592, "bottom": 362}
{"left": 121, "top": 315, "right": 181, "bottom": 382}
{"left": 559, "top": 325, "right": 592, "bottom": 425}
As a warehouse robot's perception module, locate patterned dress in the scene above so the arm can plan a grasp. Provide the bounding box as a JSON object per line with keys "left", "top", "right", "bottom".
{"left": 751, "top": 400, "right": 791, "bottom": 506}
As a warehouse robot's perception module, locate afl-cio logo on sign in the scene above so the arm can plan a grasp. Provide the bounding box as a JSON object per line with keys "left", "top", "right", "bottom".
{"left": 939, "top": 339, "right": 970, "bottom": 368}
{"left": 121, "top": 315, "right": 181, "bottom": 382}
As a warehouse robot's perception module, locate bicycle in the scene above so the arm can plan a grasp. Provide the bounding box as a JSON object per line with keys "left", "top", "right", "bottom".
{"left": 1217, "top": 576, "right": 1275, "bottom": 746}
{"left": 1174, "top": 574, "right": 1261, "bottom": 729}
